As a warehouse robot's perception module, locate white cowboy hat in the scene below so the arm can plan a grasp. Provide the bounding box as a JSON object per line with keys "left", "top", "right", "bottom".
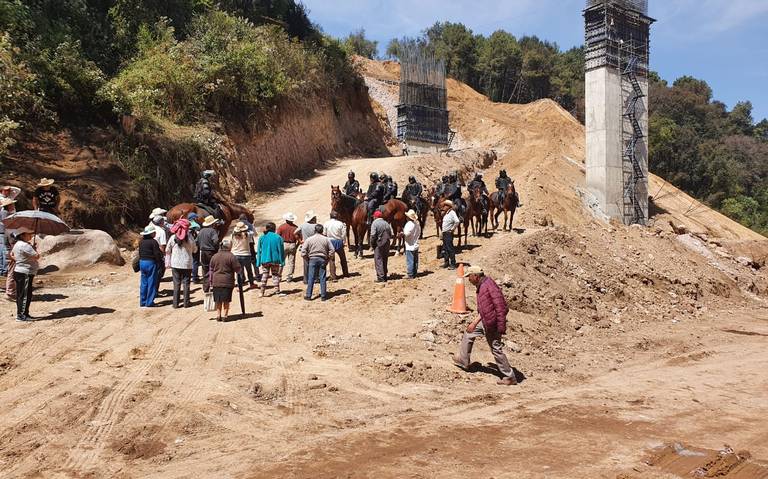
{"left": 442, "top": 200, "right": 454, "bottom": 207}
{"left": 405, "top": 209, "right": 418, "bottom": 221}
{"left": 202, "top": 215, "right": 218, "bottom": 227}
{"left": 0, "top": 197, "right": 16, "bottom": 208}
{"left": 282, "top": 212, "right": 297, "bottom": 222}
{"left": 304, "top": 210, "right": 317, "bottom": 222}
{"left": 233, "top": 221, "right": 248, "bottom": 233}
{"left": 463, "top": 265, "right": 484, "bottom": 277}
{"left": 141, "top": 225, "right": 156, "bottom": 236}
{"left": 149, "top": 207, "right": 167, "bottom": 219}
{"left": 37, "top": 178, "right": 55, "bottom": 187}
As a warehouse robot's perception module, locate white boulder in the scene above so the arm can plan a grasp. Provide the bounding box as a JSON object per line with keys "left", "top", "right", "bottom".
{"left": 37, "top": 229, "right": 125, "bottom": 270}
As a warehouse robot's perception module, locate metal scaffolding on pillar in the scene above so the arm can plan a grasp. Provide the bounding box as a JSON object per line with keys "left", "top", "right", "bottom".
{"left": 620, "top": 46, "right": 647, "bottom": 224}
{"left": 585, "top": 0, "right": 654, "bottom": 225}
{"left": 396, "top": 46, "right": 451, "bottom": 147}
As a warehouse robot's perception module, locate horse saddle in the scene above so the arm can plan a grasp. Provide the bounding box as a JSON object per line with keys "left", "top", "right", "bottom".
{"left": 196, "top": 203, "right": 222, "bottom": 219}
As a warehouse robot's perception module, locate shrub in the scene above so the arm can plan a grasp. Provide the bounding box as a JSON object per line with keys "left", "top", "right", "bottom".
{"left": 41, "top": 40, "right": 108, "bottom": 123}
{"left": 101, "top": 20, "right": 203, "bottom": 122}
{"left": 0, "top": 32, "right": 51, "bottom": 124}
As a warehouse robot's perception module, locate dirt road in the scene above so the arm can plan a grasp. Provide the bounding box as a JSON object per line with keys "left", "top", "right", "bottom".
{"left": 2, "top": 154, "right": 768, "bottom": 478}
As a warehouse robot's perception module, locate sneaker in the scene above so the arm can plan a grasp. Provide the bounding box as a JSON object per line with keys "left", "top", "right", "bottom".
{"left": 321, "top": 296, "right": 328, "bottom": 302}
{"left": 303, "top": 296, "right": 312, "bottom": 301}
{"left": 16, "top": 315, "right": 31, "bottom": 322}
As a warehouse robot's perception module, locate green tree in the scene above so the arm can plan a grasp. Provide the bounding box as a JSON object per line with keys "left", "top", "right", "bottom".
{"left": 343, "top": 29, "right": 378, "bottom": 59}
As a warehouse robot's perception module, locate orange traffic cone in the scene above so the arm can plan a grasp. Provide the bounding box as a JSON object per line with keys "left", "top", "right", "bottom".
{"left": 447, "top": 263, "right": 470, "bottom": 314}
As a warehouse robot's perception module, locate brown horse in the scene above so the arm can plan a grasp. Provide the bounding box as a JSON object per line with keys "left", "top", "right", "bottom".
{"left": 489, "top": 182, "right": 517, "bottom": 231}
{"left": 350, "top": 198, "right": 409, "bottom": 258}
{"left": 466, "top": 185, "right": 488, "bottom": 238}
{"left": 167, "top": 201, "right": 254, "bottom": 238}
{"left": 331, "top": 185, "right": 361, "bottom": 245}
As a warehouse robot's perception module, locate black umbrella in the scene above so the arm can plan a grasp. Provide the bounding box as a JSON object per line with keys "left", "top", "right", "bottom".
{"left": 2, "top": 210, "right": 70, "bottom": 237}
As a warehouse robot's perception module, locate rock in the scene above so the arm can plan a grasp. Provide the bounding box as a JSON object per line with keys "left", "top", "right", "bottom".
{"left": 308, "top": 375, "right": 318, "bottom": 380}
{"left": 736, "top": 256, "right": 755, "bottom": 268}
{"left": 308, "top": 383, "right": 327, "bottom": 390}
{"left": 596, "top": 319, "right": 612, "bottom": 329}
{"left": 374, "top": 356, "right": 395, "bottom": 367}
{"left": 669, "top": 221, "right": 689, "bottom": 235}
{"left": 38, "top": 229, "right": 125, "bottom": 270}
{"left": 507, "top": 342, "right": 523, "bottom": 353}
{"left": 420, "top": 332, "right": 437, "bottom": 343}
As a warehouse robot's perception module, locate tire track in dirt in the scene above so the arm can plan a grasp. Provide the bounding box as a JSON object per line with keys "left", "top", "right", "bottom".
{"left": 63, "top": 316, "right": 197, "bottom": 473}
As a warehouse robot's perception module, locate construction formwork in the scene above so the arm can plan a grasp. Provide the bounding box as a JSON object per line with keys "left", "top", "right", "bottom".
{"left": 584, "top": 0, "right": 654, "bottom": 225}
{"left": 397, "top": 47, "right": 450, "bottom": 148}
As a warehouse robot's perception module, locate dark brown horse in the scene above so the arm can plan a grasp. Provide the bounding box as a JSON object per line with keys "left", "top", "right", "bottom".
{"left": 350, "top": 198, "right": 409, "bottom": 258}
{"left": 489, "top": 182, "right": 517, "bottom": 231}
{"left": 167, "top": 201, "right": 254, "bottom": 238}
{"left": 331, "top": 185, "right": 361, "bottom": 245}
{"left": 466, "top": 185, "right": 489, "bottom": 238}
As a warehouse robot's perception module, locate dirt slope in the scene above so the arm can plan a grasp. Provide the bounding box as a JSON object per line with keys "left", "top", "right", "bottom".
{"left": 357, "top": 55, "right": 765, "bottom": 242}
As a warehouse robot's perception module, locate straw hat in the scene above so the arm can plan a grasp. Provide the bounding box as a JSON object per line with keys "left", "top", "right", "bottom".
{"left": 282, "top": 212, "right": 297, "bottom": 222}
{"left": 304, "top": 210, "right": 317, "bottom": 222}
{"left": 37, "top": 178, "right": 55, "bottom": 187}
{"left": 405, "top": 209, "right": 418, "bottom": 221}
{"left": 463, "top": 265, "right": 484, "bottom": 277}
{"left": 202, "top": 215, "right": 218, "bottom": 227}
{"left": 148, "top": 207, "right": 167, "bottom": 219}
{"left": 0, "top": 197, "right": 15, "bottom": 208}
{"left": 233, "top": 221, "right": 248, "bottom": 233}
{"left": 442, "top": 200, "right": 454, "bottom": 207}
{"left": 141, "top": 225, "right": 156, "bottom": 236}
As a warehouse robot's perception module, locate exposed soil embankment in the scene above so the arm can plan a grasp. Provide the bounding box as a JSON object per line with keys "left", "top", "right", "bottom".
{"left": 1, "top": 82, "right": 389, "bottom": 235}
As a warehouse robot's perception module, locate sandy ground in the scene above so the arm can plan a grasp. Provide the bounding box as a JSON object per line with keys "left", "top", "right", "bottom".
{"left": 1, "top": 152, "right": 768, "bottom": 478}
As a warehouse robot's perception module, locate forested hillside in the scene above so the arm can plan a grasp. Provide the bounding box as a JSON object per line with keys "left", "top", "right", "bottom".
{"left": 0, "top": 0, "right": 355, "bottom": 145}
{"left": 357, "top": 22, "right": 768, "bottom": 236}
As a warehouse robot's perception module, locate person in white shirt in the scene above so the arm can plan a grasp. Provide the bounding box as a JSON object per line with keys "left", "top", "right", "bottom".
{"left": 167, "top": 219, "right": 198, "bottom": 308}
{"left": 441, "top": 200, "right": 460, "bottom": 270}
{"left": 402, "top": 209, "right": 421, "bottom": 279}
{"left": 323, "top": 211, "right": 349, "bottom": 280}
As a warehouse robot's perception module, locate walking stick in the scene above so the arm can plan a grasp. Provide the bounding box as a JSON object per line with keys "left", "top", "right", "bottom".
{"left": 237, "top": 273, "right": 245, "bottom": 315}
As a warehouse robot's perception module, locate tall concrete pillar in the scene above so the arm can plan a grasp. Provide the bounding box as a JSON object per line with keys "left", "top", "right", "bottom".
{"left": 584, "top": 0, "right": 654, "bottom": 225}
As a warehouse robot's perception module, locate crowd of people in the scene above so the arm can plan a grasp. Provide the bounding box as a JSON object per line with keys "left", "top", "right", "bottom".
{"left": 133, "top": 201, "right": 425, "bottom": 317}
{"left": 1, "top": 171, "right": 520, "bottom": 385}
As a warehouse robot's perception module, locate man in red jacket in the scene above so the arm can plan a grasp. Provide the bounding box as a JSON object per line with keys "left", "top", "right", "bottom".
{"left": 453, "top": 265, "right": 518, "bottom": 385}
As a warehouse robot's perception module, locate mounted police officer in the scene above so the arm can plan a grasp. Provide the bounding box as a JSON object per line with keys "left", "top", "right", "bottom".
{"left": 403, "top": 175, "right": 424, "bottom": 214}
{"left": 365, "top": 172, "right": 386, "bottom": 225}
{"left": 468, "top": 172, "right": 490, "bottom": 215}
{"left": 343, "top": 171, "right": 360, "bottom": 197}
{"left": 444, "top": 173, "right": 465, "bottom": 218}
{"left": 495, "top": 169, "right": 521, "bottom": 207}
{"left": 194, "top": 170, "right": 222, "bottom": 217}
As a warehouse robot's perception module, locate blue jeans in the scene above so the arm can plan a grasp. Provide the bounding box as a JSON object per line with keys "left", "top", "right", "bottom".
{"left": 405, "top": 250, "right": 419, "bottom": 278}
{"left": 305, "top": 257, "right": 327, "bottom": 299}
{"left": 0, "top": 233, "right": 7, "bottom": 276}
{"left": 140, "top": 259, "right": 159, "bottom": 307}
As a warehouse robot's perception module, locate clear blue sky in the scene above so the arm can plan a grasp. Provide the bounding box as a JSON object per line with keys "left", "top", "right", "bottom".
{"left": 302, "top": 0, "right": 768, "bottom": 122}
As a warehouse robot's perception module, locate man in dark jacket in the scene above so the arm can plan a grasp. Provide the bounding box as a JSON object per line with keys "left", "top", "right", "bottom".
{"left": 495, "top": 170, "right": 521, "bottom": 207}
{"left": 468, "top": 172, "right": 490, "bottom": 215}
{"left": 402, "top": 175, "right": 423, "bottom": 214}
{"left": 197, "top": 215, "right": 220, "bottom": 292}
{"left": 343, "top": 171, "right": 360, "bottom": 197}
{"left": 453, "top": 266, "right": 517, "bottom": 385}
{"left": 365, "top": 172, "right": 385, "bottom": 226}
